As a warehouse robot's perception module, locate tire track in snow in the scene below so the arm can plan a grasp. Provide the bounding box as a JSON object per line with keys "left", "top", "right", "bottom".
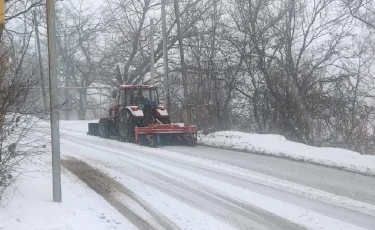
{"left": 60, "top": 134, "right": 374, "bottom": 229}
{"left": 61, "top": 137, "right": 299, "bottom": 229}
{"left": 61, "top": 157, "right": 179, "bottom": 230}
{"left": 63, "top": 156, "right": 240, "bottom": 230}
{"left": 95, "top": 150, "right": 368, "bottom": 230}
{"left": 62, "top": 134, "right": 375, "bottom": 217}
{"left": 102, "top": 156, "right": 301, "bottom": 230}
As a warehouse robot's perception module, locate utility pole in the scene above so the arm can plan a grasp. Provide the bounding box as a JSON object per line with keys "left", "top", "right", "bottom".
{"left": 150, "top": 19, "right": 155, "bottom": 101}
{"left": 34, "top": 11, "right": 48, "bottom": 111}
{"left": 173, "top": 0, "right": 190, "bottom": 125}
{"left": 63, "top": 23, "right": 71, "bottom": 120}
{"left": 150, "top": 19, "right": 155, "bottom": 86}
{"left": 0, "top": 0, "right": 4, "bottom": 40}
{"left": 0, "top": 0, "right": 4, "bottom": 95}
{"left": 99, "top": 88, "right": 102, "bottom": 117}
{"left": 161, "top": 0, "right": 170, "bottom": 110}
{"left": 46, "top": 0, "right": 62, "bottom": 203}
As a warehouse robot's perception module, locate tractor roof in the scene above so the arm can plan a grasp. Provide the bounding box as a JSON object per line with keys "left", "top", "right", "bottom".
{"left": 119, "top": 85, "right": 157, "bottom": 90}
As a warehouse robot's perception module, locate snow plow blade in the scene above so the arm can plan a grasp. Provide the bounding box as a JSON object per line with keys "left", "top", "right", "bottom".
{"left": 135, "top": 124, "right": 197, "bottom": 146}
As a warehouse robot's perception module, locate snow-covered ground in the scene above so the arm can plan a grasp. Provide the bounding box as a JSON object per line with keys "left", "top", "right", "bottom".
{"left": 2, "top": 119, "right": 375, "bottom": 230}
{"left": 0, "top": 154, "right": 136, "bottom": 230}
{"left": 0, "top": 155, "right": 136, "bottom": 230}
{"left": 58, "top": 120, "right": 375, "bottom": 229}
{"left": 0, "top": 118, "right": 135, "bottom": 230}
{"left": 199, "top": 131, "right": 375, "bottom": 175}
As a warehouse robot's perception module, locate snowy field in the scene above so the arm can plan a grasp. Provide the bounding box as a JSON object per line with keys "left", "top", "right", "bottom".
{"left": 1, "top": 119, "right": 375, "bottom": 230}
{"left": 199, "top": 131, "right": 375, "bottom": 175}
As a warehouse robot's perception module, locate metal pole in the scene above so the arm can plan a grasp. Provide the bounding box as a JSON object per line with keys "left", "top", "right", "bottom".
{"left": 0, "top": 0, "right": 4, "bottom": 96}
{"left": 150, "top": 19, "right": 155, "bottom": 101}
{"left": 173, "top": 0, "right": 189, "bottom": 125}
{"left": 63, "top": 24, "right": 70, "bottom": 120}
{"left": 99, "top": 88, "right": 102, "bottom": 117}
{"left": 150, "top": 18, "right": 155, "bottom": 86}
{"left": 34, "top": 11, "right": 48, "bottom": 111}
{"left": 0, "top": 0, "right": 4, "bottom": 40}
{"left": 46, "top": 0, "right": 62, "bottom": 203}
{"left": 161, "top": 0, "right": 170, "bottom": 109}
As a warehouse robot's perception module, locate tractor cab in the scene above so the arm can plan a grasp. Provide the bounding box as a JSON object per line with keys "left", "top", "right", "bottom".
{"left": 112, "top": 85, "right": 169, "bottom": 125}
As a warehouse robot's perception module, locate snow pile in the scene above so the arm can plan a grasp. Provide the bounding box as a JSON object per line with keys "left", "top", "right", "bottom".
{"left": 0, "top": 155, "right": 135, "bottom": 230}
{"left": 199, "top": 131, "right": 375, "bottom": 175}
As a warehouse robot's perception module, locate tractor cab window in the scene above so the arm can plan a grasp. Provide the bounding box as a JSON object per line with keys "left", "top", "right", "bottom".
{"left": 134, "top": 90, "right": 149, "bottom": 104}
{"left": 119, "top": 90, "right": 132, "bottom": 105}
{"left": 119, "top": 90, "right": 125, "bottom": 105}
{"left": 150, "top": 90, "right": 157, "bottom": 101}
{"left": 133, "top": 89, "right": 157, "bottom": 105}
{"left": 125, "top": 90, "right": 132, "bottom": 105}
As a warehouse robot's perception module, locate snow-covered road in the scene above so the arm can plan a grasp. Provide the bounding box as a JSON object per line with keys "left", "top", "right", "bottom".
{"left": 59, "top": 121, "right": 375, "bottom": 230}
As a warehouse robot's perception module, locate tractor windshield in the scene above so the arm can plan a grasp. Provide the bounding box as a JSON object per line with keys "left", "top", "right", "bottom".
{"left": 120, "top": 88, "right": 158, "bottom": 106}
{"left": 133, "top": 89, "right": 156, "bottom": 104}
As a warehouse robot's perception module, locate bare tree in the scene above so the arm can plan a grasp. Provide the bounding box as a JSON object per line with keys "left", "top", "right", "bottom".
{"left": 342, "top": 0, "right": 375, "bottom": 30}
{"left": 228, "top": 0, "right": 350, "bottom": 144}
{"left": 56, "top": 0, "right": 107, "bottom": 120}
{"left": 101, "top": 0, "right": 216, "bottom": 85}
{"left": 1, "top": 0, "right": 47, "bottom": 200}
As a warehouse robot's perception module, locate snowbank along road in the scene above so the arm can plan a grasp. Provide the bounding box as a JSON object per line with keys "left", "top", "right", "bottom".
{"left": 59, "top": 121, "right": 375, "bottom": 230}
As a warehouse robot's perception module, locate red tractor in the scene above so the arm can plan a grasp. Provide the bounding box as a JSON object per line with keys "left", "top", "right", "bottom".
{"left": 87, "top": 85, "right": 197, "bottom": 146}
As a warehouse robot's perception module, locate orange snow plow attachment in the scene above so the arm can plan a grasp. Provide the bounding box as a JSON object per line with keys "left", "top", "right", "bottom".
{"left": 135, "top": 123, "right": 197, "bottom": 146}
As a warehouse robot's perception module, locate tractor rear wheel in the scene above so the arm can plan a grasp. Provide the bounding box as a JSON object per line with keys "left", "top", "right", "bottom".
{"left": 119, "top": 110, "right": 136, "bottom": 142}
{"left": 98, "top": 119, "right": 109, "bottom": 138}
